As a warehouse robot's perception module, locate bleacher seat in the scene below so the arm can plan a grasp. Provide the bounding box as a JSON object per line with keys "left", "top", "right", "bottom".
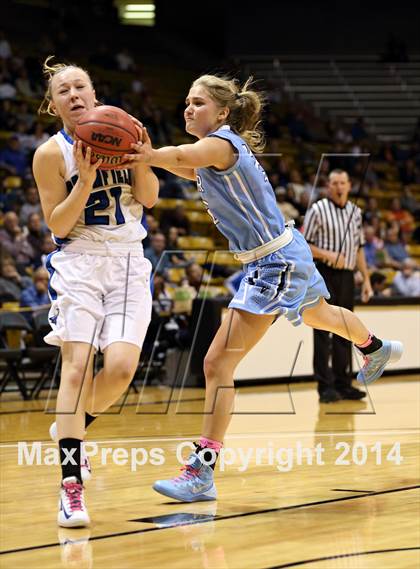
{"left": 177, "top": 236, "right": 215, "bottom": 250}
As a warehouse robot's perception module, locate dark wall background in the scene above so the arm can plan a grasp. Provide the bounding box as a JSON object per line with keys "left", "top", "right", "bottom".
{"left": 224, "top": 0, "right": 420, "bottom": 55}
{"left": 157, "top": 0, "right": 419, "bottom": 57}
{"left": 2, "top": 0, "right": 419, "bottom": 59}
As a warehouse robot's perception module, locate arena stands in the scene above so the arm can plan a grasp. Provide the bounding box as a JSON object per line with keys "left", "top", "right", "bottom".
{"left": 0, "top": 22, "right": 419, "bottom": 396}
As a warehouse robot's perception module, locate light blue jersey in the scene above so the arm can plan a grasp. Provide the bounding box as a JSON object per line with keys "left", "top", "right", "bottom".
{"left": 196, "top": 126, "right": 285, "bottom": 252}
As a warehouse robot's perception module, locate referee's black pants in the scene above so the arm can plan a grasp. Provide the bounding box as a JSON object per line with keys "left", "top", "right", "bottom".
{"left": 313, "top": 263, "right": 355, "bottom": 395}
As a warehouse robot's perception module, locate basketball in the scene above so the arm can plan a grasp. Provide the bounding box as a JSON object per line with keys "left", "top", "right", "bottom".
{"left": 75, "top": 105, "right": 138, "bottom": 170}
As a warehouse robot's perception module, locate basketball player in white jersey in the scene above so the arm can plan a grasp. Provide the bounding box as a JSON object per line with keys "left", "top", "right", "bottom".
{"left": 33, "top": 57, "right": 159, "bottom": 527}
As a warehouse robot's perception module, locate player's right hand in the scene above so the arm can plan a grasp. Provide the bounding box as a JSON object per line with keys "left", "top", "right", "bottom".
{"left": 73, "top": 140, "right": 103, "bottom": 187}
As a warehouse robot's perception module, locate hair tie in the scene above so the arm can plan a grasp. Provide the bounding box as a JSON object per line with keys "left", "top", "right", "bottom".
{"left": 235, "top": 92, "right": 241, "bottom": 101}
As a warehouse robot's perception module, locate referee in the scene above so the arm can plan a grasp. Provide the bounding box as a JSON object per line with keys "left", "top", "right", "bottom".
{"left": 303, "top": 169, "right": 373, "bottom": 403}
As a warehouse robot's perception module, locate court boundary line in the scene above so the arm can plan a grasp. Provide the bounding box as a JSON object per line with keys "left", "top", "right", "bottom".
{"left": 0, "top": 484, "right": 418, "bottom": 556}
{"left": 0, "top": 396, "right": 206, "bottom": 415}
{"left": 0, "top": 428, "right": 419, "bottom": 447}
{"left": 269, "top": 546, "right": 420, "bottom": 568}
{"left": 1, "top": 372, "right": 418, "bottom": 414}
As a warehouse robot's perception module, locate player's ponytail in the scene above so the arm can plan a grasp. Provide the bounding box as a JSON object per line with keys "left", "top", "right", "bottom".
{"left": 38, "top": 55, "right": 93, "bottom": 116}
{"left": 192, "top": 75, "right": 266, "bottom": 153}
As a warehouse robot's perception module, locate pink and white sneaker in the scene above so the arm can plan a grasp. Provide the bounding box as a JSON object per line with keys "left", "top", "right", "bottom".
{"left": 58, "top": 476, "right": 90, "bottom": 528}
{"left": 50, "top": 422, "right": 92, "bottom": 482}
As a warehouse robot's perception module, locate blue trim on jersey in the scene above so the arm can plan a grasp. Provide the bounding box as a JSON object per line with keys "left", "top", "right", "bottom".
{"left": 53, "top": 235, "right": 70, "bottom": 246}
{"left": 45, "top": 249, "right": 60, "bottom": 301}
{"left": 60, "top": 128, "right": 74, "bottom": 145}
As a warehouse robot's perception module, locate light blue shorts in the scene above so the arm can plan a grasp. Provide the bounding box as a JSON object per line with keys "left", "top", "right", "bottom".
{"left": 229, "top": 229, "right": 330, "bottom": 326}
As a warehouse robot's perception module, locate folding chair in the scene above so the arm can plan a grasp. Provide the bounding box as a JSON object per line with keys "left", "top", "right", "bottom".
{"left": 0, "top": 311, "right": 32, "bottom": 400}
{"left": 26, "top": 308, "right": 60, "bottom": 399}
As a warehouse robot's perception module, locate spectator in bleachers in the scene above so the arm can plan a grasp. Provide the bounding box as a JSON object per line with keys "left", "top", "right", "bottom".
{"left": 144, "top": 232, "right": 171, "bottom": 273}
{"left": 399, "top": 159, "right": 420, "bottom": 185}
{"left": 383, "top": 225, "right": 409, "bottom": 269}
{"left": 276, "top": 187, "right": 299, "bottom": 222}
{"left": 39, "top": 233, "right": 56, "bottom": 268}
{"left": 0, "top": 256, "right": 32, "bottom": 302}
{"left": 19, "top": 185, "right": 42, "bottom": 225}
{"left": 287, "top": 169, "right": 306, "bottom": 201}
{"left": 25, "top": 212, "right": 48, "bottom": 267}
{"left": 370, "top": 271, "right": 392, "bottom": 297}
{"left": 0, "top": 71, "right": 16, "bottom": 99}
{"left": 378, "top": 142, "right": 396, "bottom": 164}
{"left": 276, "top": 158, "right": 291, "bottom": 187}
{"left": 185, "top": 262, "right": 204, "bottom": 295}
{"left": 392, "top": 258, "right": 420, "bottom": 297}
{"left": 159, "top": 204, "right": 191, "bottom": 236}
{"left": 0, "top": 211, "right": 34, "bottom": 267}
{"left": 20, "top": 266, "right": 50, "bottom": 309}
{"left": 15, "top": 101, "right": 35, "bottom": 130}
{"left": 0, "top": 99, "right": 16, "bottom": 130}
{"left": 401, "top": 186, "right": 420, "bottom": 218}
{"left": 26, "top": 122, "right": 50, "bottom": 153}
{"left": 302, "top": 172, "right": 320, "bottom": 203}
{"left": 145, "top": 108, "right": 172, "bottom": 146}
{"left": 288, "top": 111, "right": 310, "bottom": 142}
{"left": 363, "top": 225, "right": 384, "bottom": 269}
{"left": 15, "top": 67, "right": 35, "bottom": 98}
{"left": 0, "top": 135, "right": 29, "bottom": 177}
{"left": 285, "top": 186, "right": 306, "bottom": 216}
{"left": 152, "top": 272, "right": 173, "bottom": 315}
{"left": 115, "top": 48, "right": 135, "bottom": 72}
{"left": 165, "top": 226, "right": 187, "bottom": 266}
{"left": 385, "top": 197, "right": 415, "bottom": 237}
{"left": 0, "top": 31, "right": 12, "bottom": 60}
{"left": 334, "top": 123, "right": 353, "bottom": 144}
{"left": 142, "top": 213, "right": 159, "bottom": 249}
{"left": 363, "top": 197, "right": 381, "bottom": 225}
{"left": 131, "top": 74, "right": 144, "bottom": 96}
{"left": 158, "top": 173, "right": 186, "bottom": 199}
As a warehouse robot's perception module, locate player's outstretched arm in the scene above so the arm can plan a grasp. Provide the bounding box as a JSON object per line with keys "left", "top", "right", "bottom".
{"left": 123, "top": 129, "right": 233, "bottom": 172}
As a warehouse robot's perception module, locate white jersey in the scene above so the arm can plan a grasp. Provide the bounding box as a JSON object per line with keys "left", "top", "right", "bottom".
{"left": 52, "top": 129, "right": 146, "bottom": 246}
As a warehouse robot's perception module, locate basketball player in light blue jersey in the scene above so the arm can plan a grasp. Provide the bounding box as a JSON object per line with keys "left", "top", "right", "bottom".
{"left": 33, "top": 57, "right": 159, "bottom": 527}
{"left": 125, "top": 74, "right": 403, "bottom": 503}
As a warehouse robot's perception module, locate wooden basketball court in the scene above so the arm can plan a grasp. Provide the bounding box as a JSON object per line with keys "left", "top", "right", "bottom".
{"left": 0, "top": 376, "right": 419, "bottom": 568}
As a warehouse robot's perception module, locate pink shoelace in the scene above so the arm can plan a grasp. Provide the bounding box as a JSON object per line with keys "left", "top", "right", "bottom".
{"left": 63, "top": 481, "right": 83, "bottom": 511}
{"left": 173, "top": 465, "right": 200, "bottom": 484}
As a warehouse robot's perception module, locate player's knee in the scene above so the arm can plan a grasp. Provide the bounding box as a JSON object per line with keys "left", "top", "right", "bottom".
{"left": 105, "top": 360, "right": 136, "bottom": 387}
{"left": 203, "top": 352, "right": 222, "bottom": 381}
{"left": 63, "top": 365, "right": 90, "bottom": 391}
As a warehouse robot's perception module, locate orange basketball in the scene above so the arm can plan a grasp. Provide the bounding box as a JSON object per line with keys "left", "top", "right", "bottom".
{"left": 75, "top": 105, "right": 138, "bottom": 170}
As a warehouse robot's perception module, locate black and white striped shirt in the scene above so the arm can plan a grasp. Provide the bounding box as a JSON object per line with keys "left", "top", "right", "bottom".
{"left": 303, "top": 198, "right": 364, "bottom": 270}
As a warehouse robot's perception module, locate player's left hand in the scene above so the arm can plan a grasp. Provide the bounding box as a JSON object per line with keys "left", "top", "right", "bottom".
{"left": 361, "top": 280, "right": 374, "bottom": 303}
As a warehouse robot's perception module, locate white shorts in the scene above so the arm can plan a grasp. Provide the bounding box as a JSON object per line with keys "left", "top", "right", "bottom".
{"left": 45, "top": 241, "right": 152, "bottom": 351}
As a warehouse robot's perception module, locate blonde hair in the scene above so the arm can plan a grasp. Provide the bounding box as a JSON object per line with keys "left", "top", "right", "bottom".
{"left": 38, "top": 55, "right": 93, "bottom": 116}
{"left": 192, "top": 74, "right": 266, "bottom": 152}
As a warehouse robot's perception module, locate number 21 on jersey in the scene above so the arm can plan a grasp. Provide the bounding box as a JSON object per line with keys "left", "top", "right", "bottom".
{"left": 85, "top": 186, "right": 125, "bottom": 225}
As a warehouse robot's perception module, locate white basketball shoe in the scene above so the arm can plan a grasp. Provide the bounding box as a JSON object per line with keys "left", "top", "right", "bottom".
{"left": 58, "top": 476, "right": 90, "bottom": 528}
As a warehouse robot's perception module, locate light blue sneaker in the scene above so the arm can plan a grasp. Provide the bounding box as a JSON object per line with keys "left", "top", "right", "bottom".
{"left": 357, "top": 340, "right": 403, "bottom": 385}
{"left": 153, "top": 452, "right": 217, "bottom": 503}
